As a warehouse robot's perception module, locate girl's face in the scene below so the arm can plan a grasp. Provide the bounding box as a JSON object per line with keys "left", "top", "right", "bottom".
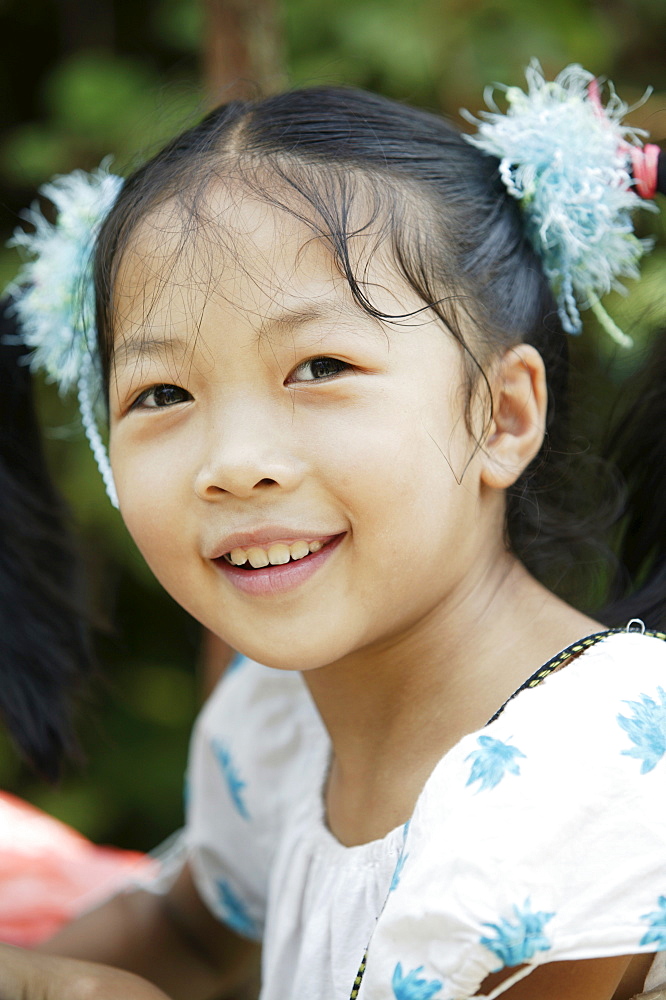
{"left": 109, "top": 187, "right": 505, "bottom": 672}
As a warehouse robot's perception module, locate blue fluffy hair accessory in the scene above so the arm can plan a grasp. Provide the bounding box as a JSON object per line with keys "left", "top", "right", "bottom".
{"left": 464, "top": 60, "right": 658, "bottom": 346}
{"left": 6, "top": 162, "right": 123, "bottom": 505}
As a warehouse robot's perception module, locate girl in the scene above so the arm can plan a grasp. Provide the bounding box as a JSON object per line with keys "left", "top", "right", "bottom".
{"left": 8, "top": 63, "right": 666, "bottom": 1000}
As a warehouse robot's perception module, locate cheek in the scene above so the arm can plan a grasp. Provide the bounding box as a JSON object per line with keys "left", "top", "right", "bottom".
{"left": 111, "top": 442, "right": 187, "bottom": 569}
{"left": 118, "top": 493, "right": 201, "bottom": 616}
{"left": 335, "top": 390, "right": 469, "bottom": 487}
{"left": 324, "top": 401, "right": 472, "bottom": 541}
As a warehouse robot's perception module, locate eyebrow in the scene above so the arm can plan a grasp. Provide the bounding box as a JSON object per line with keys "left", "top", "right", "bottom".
{"left": 258, "top": 306, "right": 333, "bottom": 337}
{"left": 259, "top": 303, "right": 384, "bottom": 338}
{"left": 112, "top": 304, "right": 364, "bottom": 367}
{"left": 112, "top": 336, "right": 193, "bottom": 368}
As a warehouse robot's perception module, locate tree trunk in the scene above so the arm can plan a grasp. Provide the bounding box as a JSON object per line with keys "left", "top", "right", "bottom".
{"left": 203, "top": 0, "right": 286, "bottom": 104}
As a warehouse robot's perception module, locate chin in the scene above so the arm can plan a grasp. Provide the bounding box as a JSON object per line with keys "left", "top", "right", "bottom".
{"left": 223, "top": 630, "right": 358, "bottom": 674}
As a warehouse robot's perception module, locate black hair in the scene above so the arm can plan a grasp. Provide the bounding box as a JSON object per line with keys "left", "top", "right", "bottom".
{"left": 92, "top": 86, "right": 664, "bottom": 624}
{"left": 602, "top": 329, "right": 666, "bottom": 630}
{"left": 0, "top": 301, "right": 94, "bottom": 780}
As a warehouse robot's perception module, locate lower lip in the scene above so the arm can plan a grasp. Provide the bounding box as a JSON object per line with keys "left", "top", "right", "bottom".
{"left": 213, "top": 534, "right": 345, "bottom": 596}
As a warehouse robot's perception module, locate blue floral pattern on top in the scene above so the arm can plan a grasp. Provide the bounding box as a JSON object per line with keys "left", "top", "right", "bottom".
{"left": 480, "top": 899, "right": 555, "bottom": 970}
{"left": 212, "top": 739, "right": 250, "bottom": 819}
{"left": 465, "top": 735, "right": 526, "bottom": 792}
{"left": 390, "top": 851, "right": 408, "bottom": 893}
{"left": 618, "top": 688, "right": 666, "bottom": 773}
{"left": 641, "top": 896, "right": 666, "bottom": 948}
{"left": 392, "top": 963, "right": 443, "bottom": 999}
{"left": 390, "top": 821, "right": 411, "bottom": 892}
{"left": 216, "top": 878, "right": 257, "bottom": 938}
{"left": 226, "top": 654, "right": 246, "bottom": 675}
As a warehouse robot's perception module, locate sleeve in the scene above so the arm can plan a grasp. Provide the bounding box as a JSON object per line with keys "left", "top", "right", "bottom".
{"left": 359, "top": 632, "right": 666, "bottom": 1000}
{"left": 181, "top": 658, "right": 324, "bottom": 941}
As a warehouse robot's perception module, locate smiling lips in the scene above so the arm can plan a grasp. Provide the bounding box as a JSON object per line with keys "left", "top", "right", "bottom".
{"left": 224, "top": 539, "right": 324, "bottom": 569}
{"left": 214, "top": 533, "right": 344, "bottom": 595}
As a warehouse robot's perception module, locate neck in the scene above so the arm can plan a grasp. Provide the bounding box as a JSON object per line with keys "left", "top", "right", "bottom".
{"left": 303, "top": 552, "right": 600, "bottom": 845}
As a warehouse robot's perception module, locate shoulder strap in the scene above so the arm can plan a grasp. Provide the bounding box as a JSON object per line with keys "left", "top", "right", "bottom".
{"left": 487, "top": 625, "right": 666, "bottom": 725}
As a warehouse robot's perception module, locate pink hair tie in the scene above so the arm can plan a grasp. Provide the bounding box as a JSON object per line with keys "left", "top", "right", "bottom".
{"left": 587, "top": 78, "right": 662, "bottom": 201}
{"left": 629, "top": 143, "right": 660, "bottom": 200}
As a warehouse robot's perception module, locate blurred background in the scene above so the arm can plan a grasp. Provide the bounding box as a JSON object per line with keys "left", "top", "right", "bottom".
{"left": 0, "top": 0, "right": 665, "bottom": 852}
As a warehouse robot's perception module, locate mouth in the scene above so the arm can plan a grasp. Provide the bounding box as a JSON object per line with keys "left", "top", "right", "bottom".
{"left": 212, "top": 533, "right": 345, "bottom": 594}
{"left": 220, "top": 537, "right": 328, "bottom": 570}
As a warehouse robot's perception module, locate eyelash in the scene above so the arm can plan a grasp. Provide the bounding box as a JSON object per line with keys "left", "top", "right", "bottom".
{"left": 130, "top": 384, "right": 192, "bottom": 410}
{"left": 289, "top": 357, "right": 352, "bottom": 382}
{"left": 128, "top": 357, "right": 351, "bottom": 411}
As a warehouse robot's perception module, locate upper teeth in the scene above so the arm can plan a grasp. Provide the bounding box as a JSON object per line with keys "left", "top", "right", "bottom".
{"left": 224, "top": 539, "right": 324, "bottom": 568}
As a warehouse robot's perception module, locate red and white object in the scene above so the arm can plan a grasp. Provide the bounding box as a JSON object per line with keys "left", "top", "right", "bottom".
{"left": 0, "top": 790, "right": 156, "bottom": 946}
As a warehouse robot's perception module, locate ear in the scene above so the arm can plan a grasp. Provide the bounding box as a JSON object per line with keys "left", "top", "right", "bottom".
{"left": 480, "top": 344, "right": 547, "bottom": 490}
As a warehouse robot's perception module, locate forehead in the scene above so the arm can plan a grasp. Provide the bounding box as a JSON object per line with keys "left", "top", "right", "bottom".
{"left": 110, "top": 180, "right": 427, "bottom": 361}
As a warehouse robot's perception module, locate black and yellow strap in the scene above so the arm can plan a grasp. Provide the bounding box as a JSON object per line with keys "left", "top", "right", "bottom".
{"left": 487, "top": 625, "right": 666, "bottom": 725}
{"left": 350, "top": 952, "right": 367, "bottom": 999}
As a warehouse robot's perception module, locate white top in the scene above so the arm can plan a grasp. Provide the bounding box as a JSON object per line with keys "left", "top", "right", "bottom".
{"left": 173, "top": 630, "right": 666, "bottom": 1000}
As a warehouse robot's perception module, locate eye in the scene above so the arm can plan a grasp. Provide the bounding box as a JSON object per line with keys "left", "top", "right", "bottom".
{"left": 289, "top": 357, "right": 351, "bottom": 382}
{"left": 131, "top": 384, "right": 192, "bottom": 410}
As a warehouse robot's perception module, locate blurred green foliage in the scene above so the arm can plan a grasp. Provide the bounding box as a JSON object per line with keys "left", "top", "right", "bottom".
{"left": 0, "top": 0, "right": 205, "bottom": 850}
{"left": 0, "top": 0, "right": 664, "bottom": 850}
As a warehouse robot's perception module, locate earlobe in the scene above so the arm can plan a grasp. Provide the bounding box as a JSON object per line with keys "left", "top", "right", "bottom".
{"left": 480, "top": 344, "right": 547, "bottom": 490}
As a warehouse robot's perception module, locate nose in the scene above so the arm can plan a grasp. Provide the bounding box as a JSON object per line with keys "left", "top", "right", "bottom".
{"left": 193, "top": 405, "right": 306, "bottom": 500}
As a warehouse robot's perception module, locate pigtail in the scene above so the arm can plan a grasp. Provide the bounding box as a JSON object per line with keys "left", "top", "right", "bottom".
{"left": 0, "top": 300, "right": 94, "bottom": 780}
{"left": 602, "top": 328, "right": 666, "bottom": 630}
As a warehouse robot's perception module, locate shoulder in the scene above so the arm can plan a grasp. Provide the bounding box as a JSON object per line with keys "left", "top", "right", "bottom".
{"left": 185, "top": 656, "right": 327, "bottom": 940}
{"left": 470, "top": 629, "right": 666, "bottom": 789}
{"left": 190, "top": 654, "right": 327, "bottom": 823}
{"left": 194, "top": 654, "right": 324, "bottom": 772}
{"left": 410, "top": 630, "right": 666, "bottom": 838}
{"left": 361, "top": 631, "right": 666, "bottom": 999}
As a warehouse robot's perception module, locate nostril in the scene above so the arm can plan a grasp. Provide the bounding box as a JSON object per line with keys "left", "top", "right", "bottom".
{"left": 195, "top": 457, "right": 301, "bottom": 499}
